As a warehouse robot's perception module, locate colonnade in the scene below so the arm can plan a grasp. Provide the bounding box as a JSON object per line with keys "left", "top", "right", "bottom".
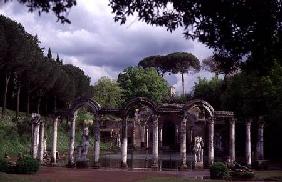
{"left": 31, "top": 112, "right": 265, "bottom": 169}
{"left": 31, "top": 113, "right": 45, "bottom": 163}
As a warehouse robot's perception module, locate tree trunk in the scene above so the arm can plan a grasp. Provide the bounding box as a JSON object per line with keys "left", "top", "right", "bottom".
{"left": 26, "top": 93, "right": 30, "bottom": 116}
{"left": 181, "top": 72, "right": 185, "bottom": 96}
{"left": 16, "top": 86, "right": 21, "bottom": 118}
{"left": 54, "top": 96, "right": 57, "bottom": 113}
{"left": 2, "top": 73, "right": 10, "bottom": 116}
{"left": 45, "top": 96, "right": 48, "bottom": 114}
{"left": 37, "top": 97, "right": 41, "bottom": 114}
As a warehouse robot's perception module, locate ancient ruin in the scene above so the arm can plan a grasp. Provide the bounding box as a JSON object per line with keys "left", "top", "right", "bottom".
{"left": 31, "top": 97, "right": 265, "bottom": 170}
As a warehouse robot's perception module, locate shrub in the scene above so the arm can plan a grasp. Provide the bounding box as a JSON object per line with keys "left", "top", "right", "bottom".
{"left": 0, "top": 158, "right": 8, "bottom": 172}
{"left": 15, "top": 156, "right": 40, "bottom": 174}
{"left": 76, "top": 160, "right": 89, "bottom": 168}
{"left": 210, "top": 162, "right": 230, "bottom": 179}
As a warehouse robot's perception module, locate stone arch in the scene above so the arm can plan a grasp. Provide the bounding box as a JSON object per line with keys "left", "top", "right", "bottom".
{"left": 184, "top": 99, "right": 214, "bottom": 118}
{"left": 123, "top": 97, "right": 158, "bottom": 116}
{"left": 67, "top": 97, "right": 101, "bottom": 167}
{"left": 69, "top": 97, "right": 101, "bottom": 115}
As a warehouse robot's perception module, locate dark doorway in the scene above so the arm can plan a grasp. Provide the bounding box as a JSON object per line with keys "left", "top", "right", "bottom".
{"left": 163, "top": 121, "right": 176, "bottom": 149}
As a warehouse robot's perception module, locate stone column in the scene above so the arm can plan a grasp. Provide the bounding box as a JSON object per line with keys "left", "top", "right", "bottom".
{"left": 180, "top": 115, "right": 187, "bottom": 170}
{"left": 246, "top": 120, "right": 252, "bottom": 166}
{"left": 146, "top": 127, "right": 149, "bottom": 149}
{"left": 152, "top": 115, "right": 159, "bottom": 169}
{"left": 51, "top": 117, "right": 58, "bottom": 164}
{"left": 94, "top": 120, "right": 100, "bottom": 168}
{"left": 229, "top": 118, "right": 235, "bottom": 163}
{"left": 159, "top": 127, "right": 163, "bottom": 148}
{"left": 121, "top": 118, "right": 128, "bottom": 168}
{"left": 175, "top": 126, "right": 179, "bottom": 144}
{"left": 133, "top": 109, "right": 139, "bottom": 148}
{"left": 68, "top": 113, "right": 76, "bottom": 167}
{"left": 256, "top": 121, "right": 264, "bottom": 160}
{"left": 208, "top": 118, "right": 215, "bottom": 165}
{"left": 32, "top": 120, "right": 40, "bottom": 159}
{"left": 82, "top": 125, "right": 89, "bottom": 160}
{"left": 37, "top": 121, "right": 45, "bottom": 163}
{"left": 140, "top": 126, "right": 145, "bottom": 148}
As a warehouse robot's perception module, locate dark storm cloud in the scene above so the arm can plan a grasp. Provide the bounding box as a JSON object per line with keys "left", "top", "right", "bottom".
{"left": 0, "top": 0, "right": 212, "bottom": 91}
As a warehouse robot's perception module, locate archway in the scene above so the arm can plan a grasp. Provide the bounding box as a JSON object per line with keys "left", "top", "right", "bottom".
{"left": 182, "top": 99, "right": 215, "bottom": 168}
{"left": 121, "top": 97, "right": 159, "bottom": 169}
{"left": 67, "top": 97, "right": 101, "bottom": 167}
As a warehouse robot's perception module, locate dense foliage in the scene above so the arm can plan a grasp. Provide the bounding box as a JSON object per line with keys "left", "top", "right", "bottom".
{"left": 15, "top": 156, "right": 40, "bottom": 174}
{"left": 110, "top": 0, "right": 282, "bottom": 75}
{"left": 118, "top": 67, "right": 169, "bottom": 103}
{"left": 92, "top": 77, "right": 124, "bottom": 108}
{"left": 210, "top": 162, "right": 230, "bottom": 179}
{"left": 192, "top": 62, "right": 282, "bottom": 159}
{"left": 2, "top": 0, "right": 76, "bottom": 24}
{"left": 0, "top": 15, "right": 91, "bottom": 117}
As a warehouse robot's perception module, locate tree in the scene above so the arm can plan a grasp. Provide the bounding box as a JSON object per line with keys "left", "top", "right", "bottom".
{"left": 138, "top": 52, "right": 200, "bottom": 95}
{"left": 92, "top": 77, "right": 124, "bottom": 108}
{"left": 2, "top": 0, "right": 77, "bottom": 24}
{"left": 166, "top": 52, "right": 200, "bottom": 95}
{"left": 192, "top": 77, "right": 224, "bottom": 110}
{"left": 47, "top": 48, "right": 52, "bottom": 60}
{"left": 138, "top": 55, "right": 167, "bottom": 76}
{"left": 0, "top": 15, "right": 92, "bottom": 116}
{"left": 117, "top": 67, "right": 169, "bottom": 103}
{"left": 110, "top": 0, "right": 282, "bottom": 74}
{"left": 202, "top": 51, "right": 240, "bottom": 79}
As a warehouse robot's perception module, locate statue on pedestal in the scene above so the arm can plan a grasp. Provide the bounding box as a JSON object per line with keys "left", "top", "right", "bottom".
{"left": 194, "top": 136, "right": 204, "bottom": 168}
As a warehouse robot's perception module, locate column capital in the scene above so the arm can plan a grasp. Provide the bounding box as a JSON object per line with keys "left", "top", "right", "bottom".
{"left": 246, "top": 120, "right": 252, "bottom": 126}
{"left": 152, "top": 114, "right": 159, "bottom": 120}
{"left": 207, "top": 117, "right": 215, "bottom": 124}
{"left": 230, "top": 117, "right": 236, "bottom": 125}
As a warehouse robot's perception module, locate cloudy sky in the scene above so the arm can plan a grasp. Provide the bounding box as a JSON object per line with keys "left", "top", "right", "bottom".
{"left": 0, "top": 0, "right": 213, "bottom": 94}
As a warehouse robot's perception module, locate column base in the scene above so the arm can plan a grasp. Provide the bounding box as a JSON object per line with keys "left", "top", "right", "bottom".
{"left": 66, "top": 162, "right": 75, "bottom": 168}
{"left": 120, "top": 161, "right": 128, "bottom": 169}
{"left": 179, "top": 164, "right": 188, "bottom": 171}
{"left": 93, "top": 162, "right": 100, "bottom": 169}
{"left": 151, "top": 163, "right": 159, "bottom": 171}
{"left": 195, "top": 162, "right": 204, "bottom": 169}
{"left": 50, "top": 162, "right": 58, "bottom": 167}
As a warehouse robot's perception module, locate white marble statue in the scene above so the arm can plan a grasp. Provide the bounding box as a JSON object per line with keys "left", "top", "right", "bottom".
{"left": 194, "top": 136, "right": 204, "bottom": 163}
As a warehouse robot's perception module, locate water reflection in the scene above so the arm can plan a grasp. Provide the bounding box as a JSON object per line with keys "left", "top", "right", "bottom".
{"left": 100, "top": 152, "right": 196, "bottom": 170}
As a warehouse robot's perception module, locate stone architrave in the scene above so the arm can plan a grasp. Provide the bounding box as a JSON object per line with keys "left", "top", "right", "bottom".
{"left": 152, "top": 115, "right": 159, "bottom": 169}
{"left": 229, "top": 118, "right": 235, "bottom": 162}
{"left": 180, "top": 115, "right": 187, "bottom": 170}
{"left": 68, "top": 112, "right": 77, "bottom": 167}
{"left": 51, "top": 117, "right": 58, "bottom": 164}
{"left": 121, "top": 118, "right": 128, "bottom": 168}
{"left": 208, "top": 118, "right": 215, "bottom": 165}
{"left": 37, "top": 121, "right": 45, "bottom": 163}
{"left": 246, "top": 120, "right": 252, "bottom": 166}
{"left": 94, "top": 120, "right": 100, "bottom": 168}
